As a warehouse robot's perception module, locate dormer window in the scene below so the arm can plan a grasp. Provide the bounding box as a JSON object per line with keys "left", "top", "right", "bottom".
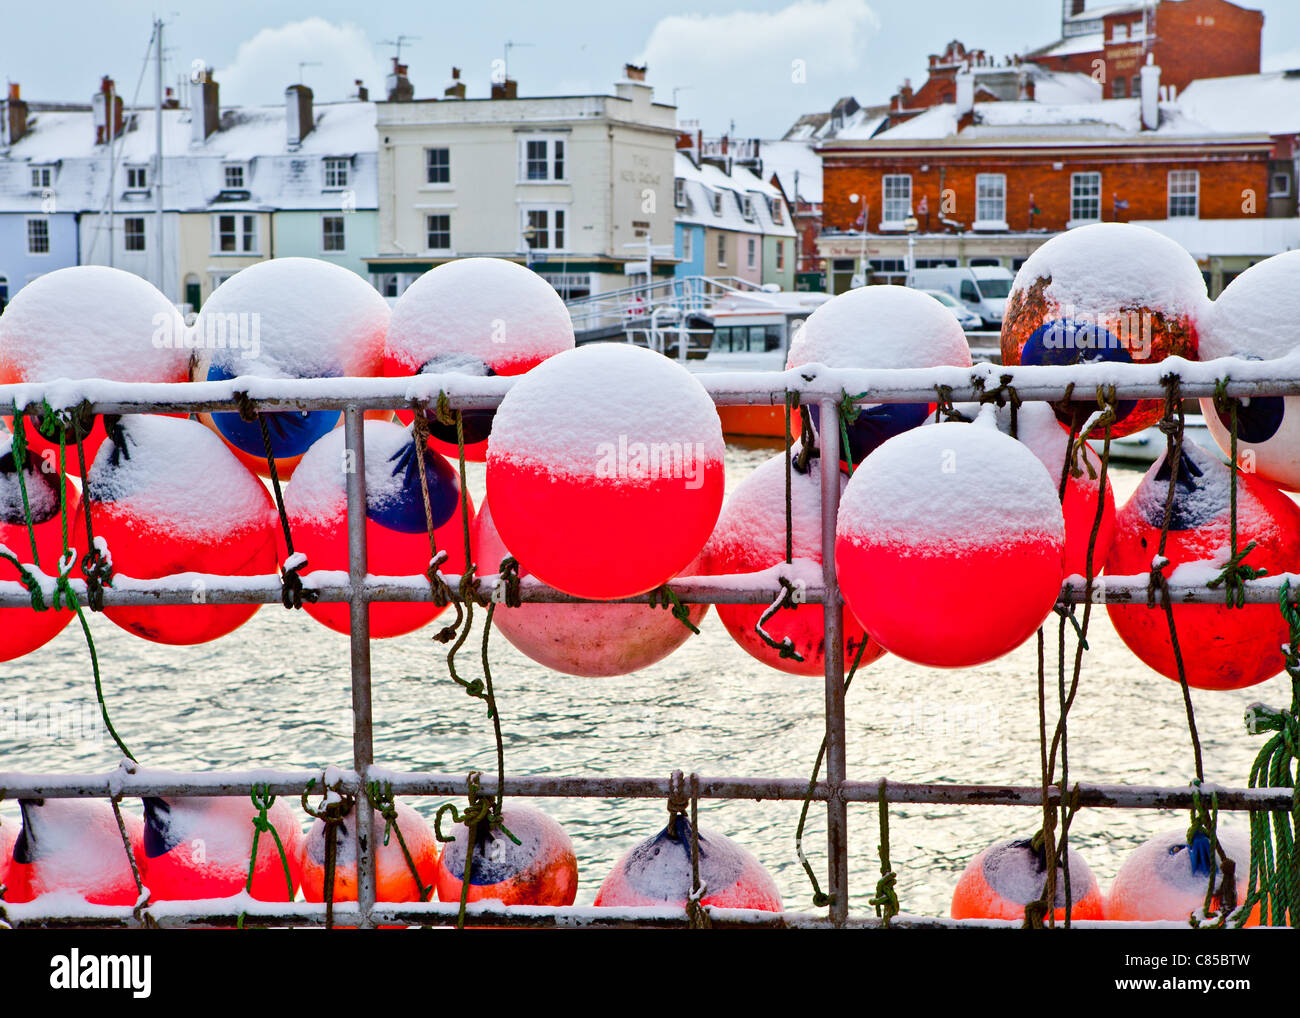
{"left": 224, "top": 163, "right": 246, "bottom": 189}
{"left": 742, "top": 195, "right": 756, "bottom": 221}
{"left": 674, "top": 178, "right": 686, "bottom": 208}
{"left": 30, "top": 165, "right": 54, "bottom": 190}
{"left": 125, "top": 165, "right": 148, "bottom": 190}
{"left": 323, "top": 157, "right": 349, "bottom": 189}
{"left": 709, "top": 190, "right": 723, "bottom": 215}
{"left": 771, "top": 198, "right": 784, "bottom": 225}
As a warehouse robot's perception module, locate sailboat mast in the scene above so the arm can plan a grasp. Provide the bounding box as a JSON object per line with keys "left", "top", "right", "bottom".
{"left": 154, "top": 17, "right": 165, "bottom": 295}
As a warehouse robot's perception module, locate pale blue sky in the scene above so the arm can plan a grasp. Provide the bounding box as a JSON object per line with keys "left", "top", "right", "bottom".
{"left": 3, "top": 0, "right": 1299, "bottom": 137}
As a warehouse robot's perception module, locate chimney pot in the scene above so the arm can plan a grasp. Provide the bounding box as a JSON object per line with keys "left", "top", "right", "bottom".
{"left": 386, "top": 56, "right": 414, "bottom": 101}
{"left": 3, "top": 83, "right": 29, "bottom": 145}
{"left": 285, "top": 83, "right": 314, "bottom": 147}
{"left": 191, "top": 69, "right": 220, "bottom": 144}
{"left": 1140, "top": 55, "right": 1160, "bottom": 130}
{"left": 624, "top": 62, "right": 647, "bottom": 82}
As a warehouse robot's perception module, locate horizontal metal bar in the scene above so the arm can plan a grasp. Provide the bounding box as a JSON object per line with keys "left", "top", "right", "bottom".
{"left": 4, "top": 358, "right": 1300, "bottom": 415}
{"left": 2, "top": 766, "right": 1292, "bottom": 810}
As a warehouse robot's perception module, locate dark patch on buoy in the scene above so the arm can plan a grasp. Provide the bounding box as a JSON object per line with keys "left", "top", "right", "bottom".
{"left": 420, "top": 355, "right": 497, "bottom": 448}
{"left": 369, "top": 436, "right": 460, "bottom": 533}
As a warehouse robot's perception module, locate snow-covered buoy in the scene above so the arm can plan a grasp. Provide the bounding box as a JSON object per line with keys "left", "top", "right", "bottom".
{"left": 786, "top": 285, "right": 972, "bottom": 466}
{"left": 595, "top": 813, "right": 782, "bottom": 911}
{"left": 1108, "top": 828, "right": 1254, "bottom": 924}
{"left": 285, "top": 420, "right": 472, "bottom": 638}
{"left": 0, "top": 266, "right": 190, "bottom": 464}
{"left": 5, "top": 798, "right": 146, "bottom": 906}
{"left": 1002, "top": 223, "right": 1206, "bottom": 436}
{"left": 141, "top": 796, "right": 303, "bottom": 902}
{"left": 1106, "top": 442, "right": 1300, "bottom": 689}
{"left": 299, "top": 800, "right": 440, "bottom": 904}
{"left": 951, "top": 837, "right": 1105, "bottom": 922}
{"left": 73, "top": 416, "right": 278, "bottom": 645}
{"left": 0, "top": 812, "right": 16, "bottom": 890}
{"left": 434, "top": 802, "right": 578, "bottom": 906}
{"left": 486, "top": 344, "right": 725, "bottom": 599}
{"left": 384, "top": 258, "right": 575, "bottom": 461}
{"left": 1198, "top": 252, "right": 1300, "bottom": 490}
{"left": 702, "top": 450, "right": 884, "bottom": 675}
{"left": 1, "top": 432, "right": 77, "bottom": 659}
{"left": 473, "top": 497, "right": 706, "bottom": 675}
{"left": 835, "top": 417, "right": 1066, "bottom": 667}
{"left": 195, "top": 258, "right": 390, "bottom": 477}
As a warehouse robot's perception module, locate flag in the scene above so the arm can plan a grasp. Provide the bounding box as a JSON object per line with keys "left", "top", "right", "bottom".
{"left": 1113, "top": 194, "right": 1130, "bottom": 211}
{"left": 917, "top": 194, "right": 929, "bottom": 215}
{"left": 853, "top": 211, "right": 865, "bottom": 229}
{"left": 1029, "top": 193, "right": 1041, "bottom": 216}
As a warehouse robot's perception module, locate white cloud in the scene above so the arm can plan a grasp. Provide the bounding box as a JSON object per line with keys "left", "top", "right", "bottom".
{"left": 639, "top": 0, "right": 880, "bottom": 135}
{"left": 212, "top": 18, "right": 388, "bottom": 106}
{"left": 1263, "top": 48, "right": 1300, "bottom": 72}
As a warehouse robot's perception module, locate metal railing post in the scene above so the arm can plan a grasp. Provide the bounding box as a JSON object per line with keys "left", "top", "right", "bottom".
{"left": 818, "top": 397, "right": 849, "bottom": 926}
{"left": 343, "top": 405, "right": 377, "bottom": 927}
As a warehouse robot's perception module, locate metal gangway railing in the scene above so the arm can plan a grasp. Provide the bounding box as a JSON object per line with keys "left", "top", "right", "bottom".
{"left": 565, "top": 275, "right": 767, "bottom": 343}
{"left": 1, "top": 360, "right": 1297, "bottom": 929}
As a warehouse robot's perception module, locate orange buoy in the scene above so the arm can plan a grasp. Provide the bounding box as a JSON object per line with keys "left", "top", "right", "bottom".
{"left": 595, "top": 814, "right": 782, "bottom": 911}
{"left": 299, "top": 800, "right": 439, "bottom": 905}
{"left": 5, "top": 798, "right": 146, "bottom": 906}
{"left": 1, "top": 431, "right": 78, "bottom": 659}
{"left": 951, "top": 837, "right": 1105, "bottom": 922}
{"left": 141, "top": 796, "right": 303, "bottom": 902}
{"left": 434, "top": 802, "right": 578, "bottom": 906}
{"left": 1108, "top": 828, "right": 1256, "bottom": 924}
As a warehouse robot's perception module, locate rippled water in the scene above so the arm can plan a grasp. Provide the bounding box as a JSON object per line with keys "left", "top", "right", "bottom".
{"left": 1, "top": 447, "right": 1288, "bottom": 918}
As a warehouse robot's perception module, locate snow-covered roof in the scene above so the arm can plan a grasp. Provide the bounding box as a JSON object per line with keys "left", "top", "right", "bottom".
{"left": 760, "top": 140, "right": 822, "bottom": 203}
{"left": 1030, "top": 32, "right": 1105, "bottom": 59}
{"left": 1067, "top": 1, "right": 1148, "bottom": 22}
{"left": 1176, "top": 71, "right": 1300, "bottom": 137}
{"left": 674, "top": 152, "right": 795, "bottom": 236}
{"left": 1130, "top": 217, "right": 1300, "bottom": 258}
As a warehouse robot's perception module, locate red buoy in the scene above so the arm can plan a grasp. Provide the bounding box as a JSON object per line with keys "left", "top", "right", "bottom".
{"left": 141, "top": 796, "right": 303, "bottom": 902}
{"left": 73, "top": 416, "right": 278, "bottom": 645}
{"left": 951, "top": 837, "right": 1105, "bottom": 922}
{"left": 299, "top": 800, "right": 440, "bottom": 905}
{"left": 384, "top": 258, "right": 575, "bottom": 462}
{"left": 1, "top": 431, "right": 78, "bottom": 659}
{"left": 5, "top": 798, "right": 146, "bottom": 906}
{"left": 703, "top": 450, "right": 884, "bottom": 675}
{"left": 285, "top": 420, "right": 473, "bottom": 638}
{"left": 434, "top": 802, "right": 578, "bottom": 906}
{"left": 1108, "top": 827, "right": 1255, "bottom": 924}
{"left": 595, "top": 814, "right": 782, "bottom": 911}
{"left": 1106, "top": 442, "right": 1300, "bottom": 689}
{"left": 835, "top": 417, "right": 1066, "bottom": 667}
{"left": 486, "top": 344, "right": 725, "bottom": 599}
{"left": 473, "top": 497, "right": 707, "bottom": 675}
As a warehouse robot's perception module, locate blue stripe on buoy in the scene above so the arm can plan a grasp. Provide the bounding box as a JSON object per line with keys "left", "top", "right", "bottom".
{"left": 207, "top": 364, "right": 340, "bottom": 459}
{"left": 1021, "top": 319, "right": 1138, "bottom": 426}
{"left": 367, "top": 437, "right": 460, "bottom": 533}
{"left": 809, "top": 401, "right": 930, "bottom": 464}
{"left": 1216, "top": 396, "right": 1285, "bottom": 445}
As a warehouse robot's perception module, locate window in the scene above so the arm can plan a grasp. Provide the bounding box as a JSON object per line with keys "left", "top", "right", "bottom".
{"left": 1112, "top": 23, "right": 1129, "bottom": 41}
{"left": 681, "top": 229, "right": 693, "bottom": 261}
{"left": 126, "top": 165, "right": 148, "bottom": 190}
{"left": 30, "top": 165, "right": 53, "bottom": 189}
{"left": 742, "top": 195, "right": 756, "bottom": 221}
{"left": 224, "top": 163, "right": 245, "bottom": 189}
{"left": 776, "top": 240, "right": 785, "bottom": 270}
{"left": 124, "top": 217, "right": 146, "bottom": 251}
{"left": 522, "top": 208, "right": 565, "bottom": 251}
{"left": 674, "top": 178, "right": 686, "bottom": 208}
{"left": 709, "top": 190, "right": 723, "bottom": 215}
{"left": 1272, "top": 172, "right": 1293, "bottom": 197}
{"left": 1113, "top": 77, "right": 1128, "bottom": 99}
{"left": 519, "top": 137, "right": 565, "bottom": 182}
{"left": 425, "top": 148, "right": 450, "bottom": 185}
{"left": 212, "top": 213, "right": 259, "bottom": 254}
{"left": 717, "top": 232, "right": 727, "bottom": 266}
{"left": 960, "top": 280, "right": 979, "bottom": 302}
{"left": 1070, "top": 172, "right": 1101, "bottom": 224}
{"left": 882, "top": 174, "right": 912, "bottom": 227}
{"left": 322, "top": 158, "right": 349, "bottom": 189}
{"left": 1168, "top": 170, "right": 1199, "bottom": 218}
{"left": 747, "top": 237, "right": 756, "bottom": 268}
{"left": 322, "top": 215, "right": 345, "bottom": 252}
{"left": 426, "top": 214, "right": 451, "bottom": 251}
{"left": 26, "top": 218, "right": 49, "bottom": 254}
{"left": 771, "top": 198, "right": 784, "bottom": 225}
{"left": 376, "top": 273, "right": 400, "bottom": 298}
{"left": 975, "top": 174, "right": 1007, "bottom": 227}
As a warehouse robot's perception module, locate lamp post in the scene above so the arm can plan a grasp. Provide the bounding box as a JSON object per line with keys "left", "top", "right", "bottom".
{"left": 903, "top": 208, "right": 919, "bottom": 283}
{"left": 848, "top": 192, "right": 869, "bottom": 288}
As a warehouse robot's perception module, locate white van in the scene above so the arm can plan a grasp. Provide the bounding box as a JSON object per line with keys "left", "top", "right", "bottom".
{"left": 908, "top": 266, "right": 1014, "bottom": 328}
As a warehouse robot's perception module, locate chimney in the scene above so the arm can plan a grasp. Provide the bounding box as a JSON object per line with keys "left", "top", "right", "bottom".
{"left": 1140, "top": 53, "right": 1160, "bottom": 130}
{"left": 955, "top": 68, "right": 974, "bottom": 116}
{"left": 93, "top": 76, "right": 125, "bottom": 145}
{"left": 615, "top": 63, "right": 651, "bottom": 104}
{"left": 353, "top": 79, "right": 369, "bottom": 101}
{"left": 163, "top": 86, "right": 179, "bottom": 110}
{"left": 190, "top": 68, "right": 219, "bottom": 143}
{"left": 490, "top": 77, "right": 518, "bottom": 100}
{"left": 3, "top": 82, "right": 29, "bottom": 146}
{"left": 285, "top": 83, "right": 314, "bottom": 147}
{"left": 624, "top": 63, "right": 647, "bottom": 82}
{"left": 386, "top": 57, "right": 413, "bottom": 102}
{"left": 444, "top": 67, "right": 466, "bottom": 100}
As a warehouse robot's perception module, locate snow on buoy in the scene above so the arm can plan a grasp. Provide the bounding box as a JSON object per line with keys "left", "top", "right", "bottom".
{"left": 702, "top": 450, "right": 884, "bottom": 675}
{"left": 1105, "top": 441, "right": 1300, "bottom": 690}
{"left": 434, "top": 802, "right": 578, "bottom": 906}
{"left": 1108, "top": 828, "right": 1254, "bottom": 924}
{"left": 141, "top": 796, "right": 303, "bottom": 902}
{"left": 951, "top": 837, "right": 1105, "bottom": 922}
{"left": 0, "top": 266, "right": 190, "bottom": 465}
{"left": 1, "top": 431, "right": 78, "bottom": 659}
{"left": 595, "top": 813, "right": 782, "bottom": 911}
{"left": 473, "top": 497, "right": 706, "bottom": 675}
{"left": 785, "top": 285, "right": 972, "bottom": 466}
{"left": 486, "top": 344, "right": 725, "bottom": 599}
{"left": 835, "top": 416, "right": 1066, "bottom": 667}
{"left": 194, "top": 258, "right": 390, "bottom": 478}
{"left": 73, "top": 415, "right": 278, "bottom": 645}
{"left": 384, "top": 258, "right": 576, "bottom": 462}
{"left": 1198, "top": 251, "right": 1300, "bottom": 490}
{"left": 299, "top": 800, "right": 440, "bottom": 904}
{"left": 1002, "top": 223, "right": 1206, "bottom": 437}
{"left": 285, "top": 420, "right": 472, "bottom": 638}
{"left": 5, "top": 798, "right": 146, "bottom": 906}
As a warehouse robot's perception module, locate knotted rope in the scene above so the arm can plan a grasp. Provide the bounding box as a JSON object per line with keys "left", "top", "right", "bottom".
{"left": 237, "top": 783, "right": 296, "bottom": 929}
{"left": 366, "top": 781, "right": 432, "bottom": 904}
{"left": 301, "top": 778, "right": 355, "bottom": 930}
{"left": 434, "top": 771, "right": 520, "bottom": 930}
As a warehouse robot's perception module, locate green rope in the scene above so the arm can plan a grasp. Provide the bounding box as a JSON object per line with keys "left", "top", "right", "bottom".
{"left": 236, "top": 784, "right": 296, "bottom": 929}
{"left": 1207, "top": 381, "right": 1267, "bottom": 608}
{"left": 649, "top": 583, "right": 702, "bottom": 635}
{"left": 434, "top": 772, "right": 520, "bottom": 930}
{"left": 366, "top": 781, "right": 432, "bottom": 903}
{"left": 867, "top": 779, "right": 899, "bottom": 926}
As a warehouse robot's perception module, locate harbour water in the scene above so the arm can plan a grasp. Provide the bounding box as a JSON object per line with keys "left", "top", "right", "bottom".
{"left": 1, "top": 446, "right": 1287, "bottom": 918}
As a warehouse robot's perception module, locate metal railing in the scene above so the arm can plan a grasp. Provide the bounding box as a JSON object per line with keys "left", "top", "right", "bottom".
{"left": 1, "top": 355, "right": 1297, "bottom": 929}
